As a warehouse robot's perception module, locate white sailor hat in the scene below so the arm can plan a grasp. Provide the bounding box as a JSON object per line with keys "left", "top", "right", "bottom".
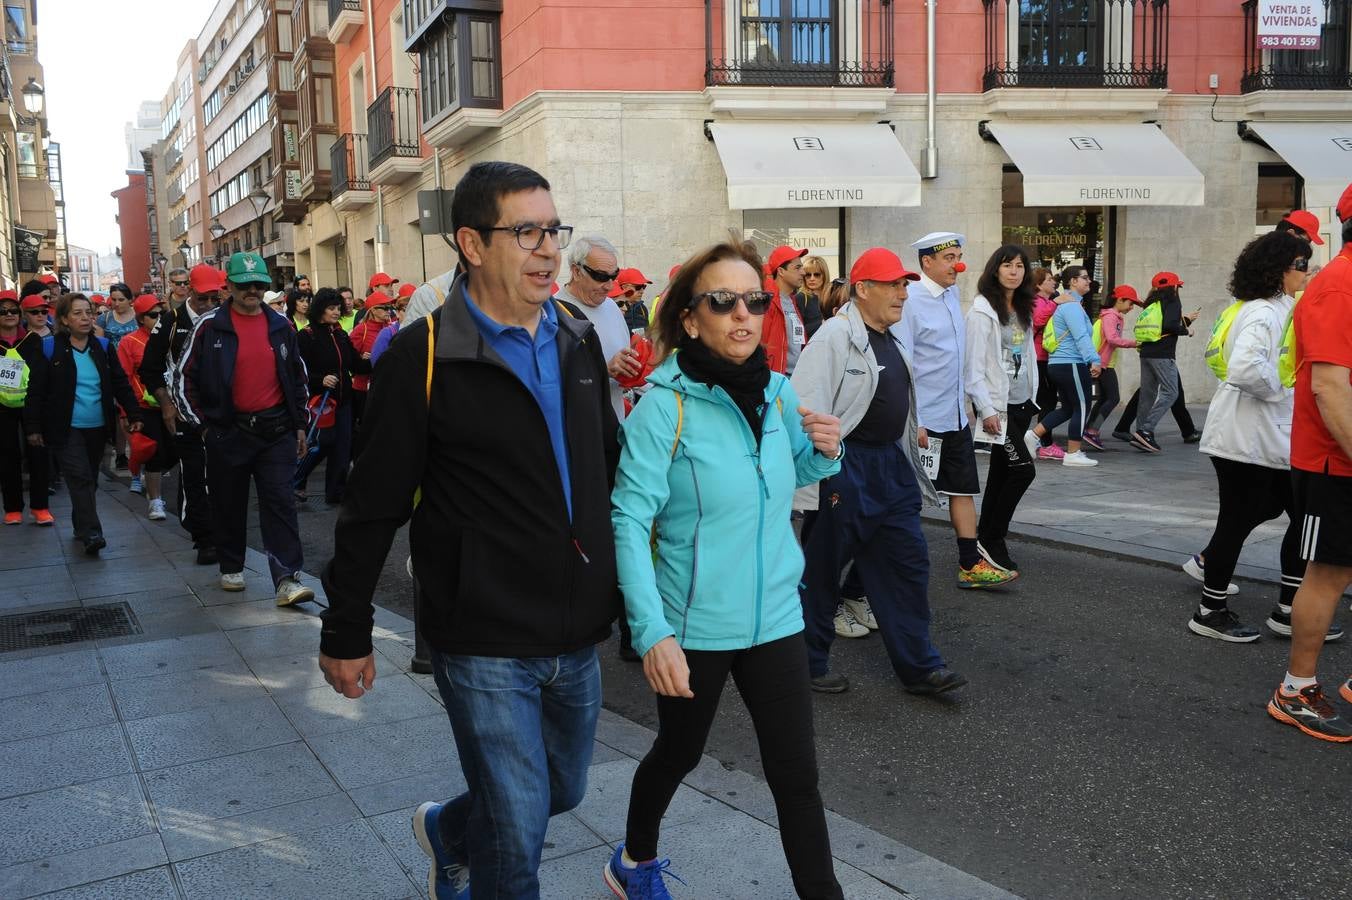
{"left": 910, "top": 232, "right": 966, "bottom": 255}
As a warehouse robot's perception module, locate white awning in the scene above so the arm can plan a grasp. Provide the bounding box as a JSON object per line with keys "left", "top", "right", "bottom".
{"left": 1245, "top": 122, "right": 1352, "bottom": 207}
{"left": 708, "top": 122, "right": 921, "bottom": 210}
{"left": 986, "top": 121, "right": 1205, "bottom": 207}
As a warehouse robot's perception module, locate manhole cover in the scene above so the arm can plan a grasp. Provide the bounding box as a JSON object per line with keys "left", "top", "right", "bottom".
{"left": 0, "top": 603, "right": 142, "bottom": 652}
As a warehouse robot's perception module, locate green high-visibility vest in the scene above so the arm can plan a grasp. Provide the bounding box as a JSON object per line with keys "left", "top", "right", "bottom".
{"left": 0, "top": 345, "right": 29, "bottom": 408}
{"left": 1277, "top": 309, "right": 1298, "bottom": 389}
{"left": 1134, "top": 302, "right": 1162, "bottom": 343}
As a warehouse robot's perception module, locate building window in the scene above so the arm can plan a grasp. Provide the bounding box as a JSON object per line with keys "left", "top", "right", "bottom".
{"left": 1019, "top": 0, "right": 1100, "bottom": 70}
{"left": 411, "top": 3, "right": 502, "bottom": 127}
{"left": 1256, "top": 164, "right": 1301, "bottom": 227}
{"left": 206, "top": 92, "right": 271, "bottom": 170}
{"left": 16, "top": 131, "right": 36, "bottom": 177}
{"left": 1001, "top": 166, "right": 1109, "bottom": 284}
{"left": 5, "top": 2, "right": 27, "bottom": 51}
{"left": 744, "top": 207, "right": 843, "bottom": 284}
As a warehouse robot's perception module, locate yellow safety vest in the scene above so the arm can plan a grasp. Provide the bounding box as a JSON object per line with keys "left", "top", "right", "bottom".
{"left": 0, "top": 345, "right": 29, "bottom": 408}
{"left": 1134, "top": 302, "right": 1162, "bottom": 343}
{"left": 1277, "top": 309, "right": 1298, "bottom": 389}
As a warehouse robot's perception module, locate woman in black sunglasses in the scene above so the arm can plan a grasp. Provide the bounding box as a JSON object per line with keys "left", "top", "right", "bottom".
{"left": 607, "top": 241, "right": 845, "bottom": 899}
{"left": 0, "top": 290, "right": 52, "bottom": 524}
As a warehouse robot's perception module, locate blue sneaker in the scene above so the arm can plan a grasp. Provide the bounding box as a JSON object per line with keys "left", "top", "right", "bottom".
{"left": 129, "top": 475, "right": 143, "bottom": 495}
{"left": 603, "top": 843, "right": 685, "bottom": 898}
{"left": 412, "top": 801, "right": 470, "bottom": 899}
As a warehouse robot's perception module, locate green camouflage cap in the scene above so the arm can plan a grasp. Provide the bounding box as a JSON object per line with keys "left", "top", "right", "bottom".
{"left": 226, "top": 251, "right": 271, "bottom": 285}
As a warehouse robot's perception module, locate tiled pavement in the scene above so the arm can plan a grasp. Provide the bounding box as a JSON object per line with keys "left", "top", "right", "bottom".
{"left": 1, "top": 477, "right": 1016, "bottom": 899}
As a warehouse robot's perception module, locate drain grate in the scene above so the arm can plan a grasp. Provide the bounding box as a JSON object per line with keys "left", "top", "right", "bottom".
{"left": 0, "top": 602, "right": 142, "bottom": 652}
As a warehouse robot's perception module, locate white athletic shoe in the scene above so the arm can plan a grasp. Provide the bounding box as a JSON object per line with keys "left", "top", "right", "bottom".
{"left": 833, "top": 604, "right": 870, "bottom": 639}
{"left": 147, "top": 499, "right": 167, "bottom": 521}
{"left": 1022, "top": 430, "right": 1041, "bottom": 461}
{"left": 842, "top": 596, "right": 878, "bottom": 630}
{"left": 275, "top": 576, "right": 315, "bottom": 607}
{"left": 220, "top": 572, "right": 247, "bottom": 592}
{"left": 1182, "top": 554, "right": 1238, "bottom": 596}
{"left": 1061, "top": 450, "right": 1098, "bottom": 467}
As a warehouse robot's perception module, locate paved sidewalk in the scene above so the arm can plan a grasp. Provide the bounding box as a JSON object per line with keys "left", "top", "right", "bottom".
{"left": 1, "top": 479, "right": 1015, "bottom": 899}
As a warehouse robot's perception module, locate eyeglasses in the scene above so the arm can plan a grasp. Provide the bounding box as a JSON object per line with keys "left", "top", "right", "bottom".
{"left": 580, "top": 263, "right": 620, "bottom": 284}
{"left": 1291, "top": 257, "right": 1310, "bottom": 272}
{"left": 142, "top": 311, "right": 161, "bottom": 319}
{"left": 688, "top": 290, "right": 774, "bottom": 316}
{"left": 25, "top": 307, "right": 48, "bottom": 314}
{"left": 0, "top": 307, "right": 18, "bottom": 315}
{"left": 171, "top": 280, "right": 190, "bottom": 287}
{"left": 803, "top": 271, "right": 824, "bottom": 280}
{"left": 623, "top": 285, "right": 647, "bottom": 295}
{"left": 475, "top": 223, "right": 573, "bottom": 251}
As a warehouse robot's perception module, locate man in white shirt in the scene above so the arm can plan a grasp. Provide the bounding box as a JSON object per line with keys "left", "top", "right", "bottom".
{"left": 554, "top": 235, "right": 638, "bottom": 420}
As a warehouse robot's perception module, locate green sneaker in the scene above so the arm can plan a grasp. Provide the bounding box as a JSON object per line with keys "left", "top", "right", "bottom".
{"left": 957, "top": 559, "right": 1018, "bottom": 589}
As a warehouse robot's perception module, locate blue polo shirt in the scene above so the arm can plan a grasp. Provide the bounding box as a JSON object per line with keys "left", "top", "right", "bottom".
{"left": 462, "top": 286, "right": 572, "bottom": 519}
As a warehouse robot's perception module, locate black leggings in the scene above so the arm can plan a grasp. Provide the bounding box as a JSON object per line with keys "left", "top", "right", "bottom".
{"left": 1040, "top": 363, "right": 1093, "bottom": 442}
{"left": 1035, "top": 359, "right": 1059, "bottom": 445}
{"left": 1199, "top": 456, "right": 1304, "bottom": 610}
{"left": 0, "top": 404, "right": 48, "bottom": 513}
{"left": 1086, "top": 368, "right": 1119, "bottom": 432}
{"left": 625, "top": 633, "right": 843, "bottom": 900}
{"left": 978, "top": 401, "right": 1037, "bottom": 543}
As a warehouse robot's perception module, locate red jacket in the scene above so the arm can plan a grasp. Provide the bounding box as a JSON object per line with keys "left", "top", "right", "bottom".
{"left": 349, "top": 318, "right": 384, "bottom": 391}
{"left": 761, "top": 281, "right": 805, "bottom": 374}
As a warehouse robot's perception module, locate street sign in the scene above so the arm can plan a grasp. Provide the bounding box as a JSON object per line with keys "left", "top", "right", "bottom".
{"left": 1255, "top": 0, "right": 1325, "bottom": 49}
{"left": 13, "top": 226, "right": 41, "bottom": 273}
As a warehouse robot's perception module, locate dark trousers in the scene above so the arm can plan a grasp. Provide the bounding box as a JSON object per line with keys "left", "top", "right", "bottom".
{"left": 55, "top": 427, "right": 106, "bottom": 541}
{"left": 1086, "top": 367, "right": 1120, "bottom": 432}
{"left": 1040, "top": 363, "right": 1094, "bottom": 442}
{"left": 1035, "top": 359, "right": 1059, "bottom": 445}
{"left": 0, "top": 404, "right": 48, "bottom": 512}
{"left": 205, "top": 427, "right": 303, "bottom": 587}
{"left": 171, "top": 427, "right": 212, "bottom": 546}
{"left": 1115, "top": 374, "right": 1196, "bottom": 436}
{"left": 801, "top": 442, "right": 944, "bottom": 682}
{"left": 295, "top": 403, "right": 352, "bottom": 503}
{"left": 978, "top": 400, "right": 1037, "bottom": 544}
{"left": 1200, "top": 456, "right": 1304, "bottom": 610}
{"left": 626, "top": 634, "right": 843, "bottom": 900}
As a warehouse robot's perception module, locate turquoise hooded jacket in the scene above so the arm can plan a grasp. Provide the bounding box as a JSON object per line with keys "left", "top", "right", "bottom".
{"left": 611, "top": 354, "right": 841, "bottom": 658}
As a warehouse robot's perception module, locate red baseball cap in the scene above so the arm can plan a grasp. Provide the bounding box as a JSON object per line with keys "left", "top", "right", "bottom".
{"left": 607, "top": 267, "right": 652, "bottom": 298}
{"left": 0, "top": 289, "right": 17, "bottom": 303}
{"left": 368, "top": 272, "right": 397, "bottom": 289}
{"left": 1281, "top": 210, "right": 1324, "bottom": 246}
{"left": 1152, "top": 271, "right": 1184, "bottom": 289}
{"left": 850, "top": 248, "right": 920, "bottom": 286}
{"left": 667, "top": 264, "right": 681, "bottom": 280}
{"left": 363, "top": 292, "right": 393, "bottom": 310}
{"left": 132, "top": 295, "right": 160, "bottom": 316}
{"left": 1338, "top": 182, "right": 1352, "bottom": 222}
{"left": 1110, "top": 284, "right": 1141, "bottom": 305}
{"left": 90, "top": 294, "right": 108, "bottom": 307}
{"left": 765, "top": 246, "right": 807, "bottom": 275}
{"left": 37, "top": 273, "right": 59, "bottom": 285}
{"left": 189, "top": 263, "right": 226, "bottom": 293}
{"left": 20, "top": 293, "right": 46, "bottom": 310}
{"left": 397, "top": 282, "right": 416, "bottom": 298}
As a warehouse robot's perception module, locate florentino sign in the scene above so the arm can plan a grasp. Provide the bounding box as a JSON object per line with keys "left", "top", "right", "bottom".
{"left": 1255, "top": 0, "right": 1324, "bottom": 49}
{"left": 787, "top": 189, "right": 864, "bottom": 202}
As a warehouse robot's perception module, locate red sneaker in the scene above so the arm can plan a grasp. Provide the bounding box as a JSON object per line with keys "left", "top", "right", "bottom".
{"left": 31, "top": 509, "right": 54, "bottom": 526}
{"left": 1340, "top": 678, "right": 1352, "bottom": 706}
{"left": 3, "top": 511, "right": 21, "bottom": 525}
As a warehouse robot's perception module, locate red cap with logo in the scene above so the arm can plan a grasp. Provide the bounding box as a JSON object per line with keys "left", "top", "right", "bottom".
{"left": 765, "top": 246, "right": 807, "bottom": 275}
{"left": 1110, "top": 284, "right": 1141, "bottom": 305}
{"left": 1338, "top": 182, "right": 1352, "bottom": 222}
{"left": 1151, "top": 271, "right": 1184, "bottom": 289}
{"left": 850, "top": 248, "right": 920, "bottom": 286}
{"left": 132, "top": 295, "right": 160, "bottom": 316}
{"left": 607, "top": 267, "right": 652, "bottom": 298}
{"left": 368, "top": 272, "right": 397, "bottom": 289}
{"left": 397, "top": 282, "right": 416, "bottom": 298}
{"left": 189, "top": 263, "right": 226, "bottom": 293}
{"left": 1281, "top": 210, "right": 1324, "bottom": 246}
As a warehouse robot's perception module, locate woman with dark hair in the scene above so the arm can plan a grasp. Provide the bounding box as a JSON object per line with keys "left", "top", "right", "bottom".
{"left": 964, "top": 245, "right": 1038, "bottom": 573}
{"left": 24, "top": 293, "right": 143, "bottom": 554}
{"left": 1123, "top": 272, "right": 1198, "bottom": 452}
{"left": 1187, "top": 232, "right": 1338, "bottom": 642}
{"left": 295, "top": 287, "right": 365, "bottom": 503}
{"left": 96, "top": 282, "right": 138, "bottom": 469}
{"left": 1025, "top": 265, "right": 1101, "bottom": 467}
{"left": 607, "top": 241, "right": 844, "bottom": 899}
{"left": 0, "top": 289, "right": 51, "bottom": 525}
{"left": 285, "top": 289, "right": 311, "bottom": 331}
{"left": 1030, "top": 266, "right": 1063, "bottom": 458}
{"left": 1082, "top": 285, "right": 1140, "bottom": 450}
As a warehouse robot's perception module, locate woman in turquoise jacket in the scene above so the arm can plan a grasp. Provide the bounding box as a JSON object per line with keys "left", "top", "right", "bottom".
{"left": 1025, "top": 265, "right": 1102, "bottom": 467}
{"left": 606, "top": 241, "right": 844, "bottom": 900}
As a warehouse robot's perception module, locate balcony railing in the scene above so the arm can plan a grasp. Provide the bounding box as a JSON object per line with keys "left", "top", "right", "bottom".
{"left": 983, "top": 0, "right": 1169, "bottom": 89}
{"left": 368, "top": 86, "right": 420, "bottom": 169}
{"left": 706, "top": 0, "right": 894, "bottom": 87}
{"left": 165, "top": 145, "right": 183, "bottom": 173}
{"left": 329, "top": 0, "right": 362, "bottom": 22}
{"left": 1242, "top": 0, "right": 1352, "bottom": 91}
{"left": 331, "top": 133, "right": 370, "bottom": 195}
{"left": 167, "top": 181, "right": 185, "bottom": 205}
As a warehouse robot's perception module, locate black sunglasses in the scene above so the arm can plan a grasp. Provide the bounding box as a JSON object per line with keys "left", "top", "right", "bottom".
{"left": 170, "top": 280, "right": 190, "bottom": 286}
{"left": 580, "top": 263, "right": 620, "bottom": 283}
{"left": 1291, "top": 257, "right": 1309, "bottom": 272}
{"left": 688, "top": 290, "right": 774, "bottom": 316}
{"left": 142, "top": 311, "right": 161, "bottom": 319}
{"left": 0, "top": 307, "right": 19, "bottom": 315}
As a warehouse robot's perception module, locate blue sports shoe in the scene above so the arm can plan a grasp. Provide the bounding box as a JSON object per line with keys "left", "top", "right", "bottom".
{"left": 603, "top": 843, "right": 685, "bottom": 898}
{"left": 412, "top": 801, "right": 470, "bottom": 899}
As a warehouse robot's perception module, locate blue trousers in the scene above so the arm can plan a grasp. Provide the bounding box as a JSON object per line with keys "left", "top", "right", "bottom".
{"left": 430, "top": 645, "right": 601, "bottom": 899}
{"left": 801, "top": 442, "right": 944, "bottom": 682}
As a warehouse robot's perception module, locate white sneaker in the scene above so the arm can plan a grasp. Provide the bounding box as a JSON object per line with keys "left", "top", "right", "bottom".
{"left": 833, "top": 604, "right": 869, "bottom": 639}
{"left": 1061, "top": 450, "right": 1098, "bottom": 467}
{"left": 842, "top": 596, "right": 878, "bottom": 630}
{"left": 1022, "top": 430, "right": 1041, "bottom": 461}
{"left": 147, "top": 499, "right": 166, "bottom": 521}
{"left": 275, "top": 576, "right": 315, "bottom": 608}
{"left": 1182, "top": 554, "right": 1238, "bottom": 596}
{"left": 220, "top": 572, "right": 247, "bottom": 592}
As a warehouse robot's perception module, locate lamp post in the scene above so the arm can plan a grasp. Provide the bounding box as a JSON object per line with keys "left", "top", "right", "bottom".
{"left": 177, "top": 240, "right": 192, "bottom": 268}
{"left": 208, "top": 219, "right": 227, "bottom": 266}
{"left": 17, "top": 77, "right": 43, "bottom": 127}
{"left": 246, "top": 186, "right": 269, "bottom": 250}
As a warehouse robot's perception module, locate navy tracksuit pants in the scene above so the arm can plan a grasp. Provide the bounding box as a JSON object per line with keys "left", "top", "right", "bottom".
{"left": 800, "top": 441, "right": 944, "bottom": 683}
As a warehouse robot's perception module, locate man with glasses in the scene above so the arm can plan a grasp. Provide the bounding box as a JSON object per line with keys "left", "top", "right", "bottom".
{"left": 556, "top": 235, "right": 639, "bottom": 421}
{"left": 177, "top": 252, "right": 313, "bottom": 606}
{"left": 608, "top": 266, "right": 652, "bottom": 333}
{"left": 166, "top": 267, "right": 192, "bottom": 309}
{"left": 0, "top": 290, "right": 52, "bottom": 525}
{"left": 141, "top": 264, "right": 226, "bottom": 564}
{"left": 319, "top": 161, "right": 621, "bottom": 899}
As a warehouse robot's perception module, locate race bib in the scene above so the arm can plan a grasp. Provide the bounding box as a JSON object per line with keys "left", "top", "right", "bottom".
{"left": 918, "top": 437, "right": 943, "bottom": 481}
{"left": 0, "top": 356, "right": 23, "bottom": 389}
{"left": 791, "top": 317, "right": 805, "bottom": 347}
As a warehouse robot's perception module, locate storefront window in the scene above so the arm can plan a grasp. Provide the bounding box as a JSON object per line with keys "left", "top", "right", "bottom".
{"left": 1001, "top": 167, "right": 1107, "bottom": 286}
{"left": 1256, "top": 164, "right": 1300, "bottom": 228}
{"left": 744, "top": 207, "right": 842, "bottom": 285}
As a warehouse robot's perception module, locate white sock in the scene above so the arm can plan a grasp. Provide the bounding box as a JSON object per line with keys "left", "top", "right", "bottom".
{"left": 1283, "top": 672, "right": 1317, "bottom": 693}
{"left": 620, "top": 848, "right": 639, "bottom": 869}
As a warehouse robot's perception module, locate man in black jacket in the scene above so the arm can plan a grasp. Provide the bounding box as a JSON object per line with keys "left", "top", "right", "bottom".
{"left": 139, "top": 264, "right": 222, "bottom": 563}
{"left": 319, "top": 161, "right": 620, "bottom": 899}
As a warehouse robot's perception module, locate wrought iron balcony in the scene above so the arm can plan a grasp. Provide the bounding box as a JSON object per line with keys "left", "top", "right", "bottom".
{"left": 329, "top": 0, "right": 362, "bottom": 22}
{"left": 983, "top": 0, "right": 1169, "bottom": 89}
{"left": 706, "top": 0, "right": 894, "bottom": 87}
{"left": 368, "top": 86, "right": 420, "bottom": 169}
{"left": 331, "top": 133, "right": 370, "bottom": 196}
{"left": 1242, "top": 0, "right": 1352, "bottom": 91}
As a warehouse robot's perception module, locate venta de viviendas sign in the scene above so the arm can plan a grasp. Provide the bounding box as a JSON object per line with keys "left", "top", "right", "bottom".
{"left": 1255, "top": 0, "right": 1325, "bottom": 49}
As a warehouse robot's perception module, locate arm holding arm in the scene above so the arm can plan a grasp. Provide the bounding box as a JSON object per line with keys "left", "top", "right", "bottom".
{"left": 777, "top": 378, "right": 841, "bottom": 487}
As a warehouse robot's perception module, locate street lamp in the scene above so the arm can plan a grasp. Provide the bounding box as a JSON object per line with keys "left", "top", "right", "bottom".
{"left": 177, "top": 240, "right": 191, "bottom": 266}
{"left": 246, "top": 185, "right": 269, "bottom": 250}
{"left": 21, "top": 77, "right": 43, "bottom": 116}
{"left": 208, "top": 220, "right": 227, "bottom": 266}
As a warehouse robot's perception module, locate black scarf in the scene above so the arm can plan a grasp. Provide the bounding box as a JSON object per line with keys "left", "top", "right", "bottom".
{"left": 676, "top": 340, "right": 772, "bottom": 440}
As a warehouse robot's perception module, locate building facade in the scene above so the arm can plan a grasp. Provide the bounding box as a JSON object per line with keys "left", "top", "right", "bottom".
{"left": 111, "top": 172, "right": 151, "bottom": 292}
{"left": 65, "top": 243, "right": 100, "bottom": 294}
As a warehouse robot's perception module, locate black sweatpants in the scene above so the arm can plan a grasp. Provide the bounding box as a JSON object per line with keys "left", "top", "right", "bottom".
{"left": 55, "top": 427, "right": 107, "bottom": 541}
{"left": 1115, "top": 374, "right": 1196, "bottom": 436}
{"left": 1086, "top": 368, "right": 1120, "bottom": 432}
{"left": 1035, "top": 359, "right": 1059, "bottom": 446}
{"left": 205, "top": 426, "right": 304, "bottom": 587}
{"left": 625, "top": 633, "right": 843, "bottom": 900}
{"left": 1199, "top": 456, "right": 1304, "bottom": 610}
{"left": 978, "top": 401, "right": 1037, "bottom": 544}
{"left": 171, "top": 428, "right": 212, "bottom": 547}
{"left": 0, "top": 404, "right": 47, "bottom": 513}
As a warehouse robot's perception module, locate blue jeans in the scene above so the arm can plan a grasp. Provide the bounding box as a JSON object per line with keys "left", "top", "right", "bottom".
{"left": 429, "top": 645, "right": 602, "bottom": 899}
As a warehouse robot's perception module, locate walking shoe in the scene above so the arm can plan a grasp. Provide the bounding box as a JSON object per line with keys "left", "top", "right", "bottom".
{"left": 842, "top": 596, "right": 878, "bottom": 630}
{"left": 412, "top": 802, "right": 470, "bottom": 900}
{"left": 1187, "top": 608, "right": 1260, "bottom": 643}
{"left": 1080, "top": 430, "right": 1106, "bottom": 451}
{"left": 147, "top": 499, "right": 167, "bottom": 521}
{"left": 1022, "top": 430, "right": 1041, "bottom": 461}
{"left": 3, "top": 511, "right": 20, "bottom": 525}
{"left": 833, "top": 603, "right": 869, "bottom": 638}
{"left": 83, "top": 534, "right": 106, "bottom": 556}
{"left": 129, "top": 475, "right": 143, "bottom": 495}
{"left": 1036, "top": 444, "right": 1065, "bottom": 461}
{"left": 977, "top": 538, "right": 1019, "bottom": 573}
{"left": 220, "top": 572, "right": 247, "bottom": 592}
{"left": 31, "top": 509, "right": 53, "bottom": 526}
{"left": 603, "top": 843, "right": 685, "bottom": 899}
{"left": 1182, "top": 431, "right": 1203, "bottom": 444}
{"left": 810, "top": 672, "right": 850, "bottom": 693}
{"left": 1264, "top": 606, "right": 1344, "bottom": 641}
{"left": 1341, "top": 679, "right": 1352, "bottom": 705}
{"left": 957, "top": 559, "right": 1018, "bottom": 589}
{"left": 1111, "top": 430, "right": 1132, "bottom": 443}
{"left": 903, "top": 668, "right": 968, "bottom": 695}
{"left": 1061, "top": 450, "right": 1098, "bottom": 467}
{"left": 275, "top": 577, "right": 315, "bottom": 607}
{"left": 1267, "top": 684, "right": 1352, "bottom": 743}
{"left": 195, "top": 544, "right": 218, "bottom": 565}
{"left": 1181, "top": 554, "right": 1238, "bottom": 595}
{"left": 1129, "top": 430, "right": 1161, "bottom": 452}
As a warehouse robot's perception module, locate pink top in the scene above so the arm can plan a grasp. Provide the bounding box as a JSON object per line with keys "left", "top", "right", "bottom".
{"left": 1032, "top": 295, "right": 1058, "bottom": 361}
{"left": 1097, "top": 307, "right": 1138, "bottom": 368}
